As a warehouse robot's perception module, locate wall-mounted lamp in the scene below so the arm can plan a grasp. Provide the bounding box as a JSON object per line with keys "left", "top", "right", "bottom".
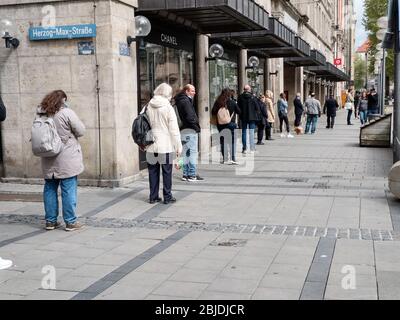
{"left": 1, "top": 19, "right": 19, "bottom": 49}
{"left": 127, "top": 16, "right": 151, "bottom": 47}
{"left": 206, "top": 44, "right": 224, "bottom": 61}
{"left": 246, "top": 56, "right": 263, "bottom": 75}
{"left": 269, "top": 63, "right": 280, "bottom": 76}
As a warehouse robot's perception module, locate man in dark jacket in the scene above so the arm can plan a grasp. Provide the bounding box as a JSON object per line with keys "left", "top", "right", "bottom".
{"left": 255, "top": 95, "right": 268, "bottom": 145}
{"left": 0, "top": 96, "right": 6, "bottom": 122}
{"left": 367, "top": 88, "right": 379, "bottom": 121}
{"left": 323, "top": 95, "right": 339, "bottom": 129}
{"left": 293, "top": 93, "right": 304, "bottom": 128}
{"left": 238, "top": 85, "right": 259, "bottom": 153}
{"left": 174, "top": 84, "right": 204, "bottom": 182}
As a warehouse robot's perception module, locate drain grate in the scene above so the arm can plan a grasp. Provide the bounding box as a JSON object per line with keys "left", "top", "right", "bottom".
{"left": 210, "top": 239, "right": 248, "bottom": 247}
{"left": 286, "top": 178, "right": 309, "bottom": 183}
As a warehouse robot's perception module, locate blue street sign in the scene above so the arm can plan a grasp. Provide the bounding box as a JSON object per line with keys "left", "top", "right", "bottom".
{"left": 29, "top": 24, "right": 96, "bottom": 41}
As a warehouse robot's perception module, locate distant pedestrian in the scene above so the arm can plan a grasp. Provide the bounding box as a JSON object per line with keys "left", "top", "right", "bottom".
{"left": 39, "top": 90, "right": 85, "bottom": 232}
{"left": 212, "top": 88, "right": 240, "bottom": 165}
{"left": 304, "top": 92, "right": 322, "bottom": 134}
{"left": 345, "top": 89, "right": 354, "bottom": 125}
{"left": 175, "top": 84, "right": 204, "bottom": 182}
{"left": 367, "top": 88, "right": 379, "bottom": 121}
{"left": 358, "top": 91, "right": 369, "bottom": 125}
{"left": 323, "top": 94, "right": 339, "bottom": 129}
{"left": 293, "top": 93, "right": 304, "bottom": 128}
{"left": 238, "top": 85, "right": 259, "bottom": 153}
{"left": 277, "top": 93, "right": 293, "bottom": 138}
{"left": 255, "top": 94, "right": 268, "bottom": 145}
{"left": 354, "top": 90, "right": 361, "bottom": 119}
{"left": 264, "top": 90, "right": 275, "bottom": 141}
{"left": 146, "top": 83, "right": 182, "bottom": 205}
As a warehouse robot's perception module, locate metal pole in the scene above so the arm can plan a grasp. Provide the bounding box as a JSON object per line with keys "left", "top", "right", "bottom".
{"left": 365, "top": 52, "right": 368, "bottom": 89}
{"left": 382, "top": 49, "right": 387, "bottom": 115}
{"left": 394, "top": 50, "right": 400, "bottom": 162}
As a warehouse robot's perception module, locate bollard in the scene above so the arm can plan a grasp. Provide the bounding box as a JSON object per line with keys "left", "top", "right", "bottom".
{"left": 389, "top": 161, "right": 400, "bottom": 198}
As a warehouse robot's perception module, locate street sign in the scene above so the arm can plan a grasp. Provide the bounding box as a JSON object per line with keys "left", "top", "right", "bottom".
{"left": 334, "top": 58, "right": 342, "bottom": 66}
{"left": 29, "top": 24, "right": 96, "bottom": 41}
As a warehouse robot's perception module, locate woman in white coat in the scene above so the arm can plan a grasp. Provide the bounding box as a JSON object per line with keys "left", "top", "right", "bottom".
{"left": 145, "top": 83, "right": 182, "bottom": 205}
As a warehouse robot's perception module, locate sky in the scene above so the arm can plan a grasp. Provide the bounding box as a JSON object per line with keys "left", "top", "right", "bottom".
{"left": 355, "top": 0, "right": 368, "bottom": 49}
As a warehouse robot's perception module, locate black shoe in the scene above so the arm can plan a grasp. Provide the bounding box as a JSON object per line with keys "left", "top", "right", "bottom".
{"left": 164, "top": 197, "right": 177, "bottom": 205}
{"left": 326, "top": 126, "right": 330, "bottom": 129}
{"left": 256, "top": 142, "right": 265, "bottom": 145}
{"left": 149, "top": 197, "right": 162, "bottom": 204}
{"left": 45, "top": 221, "right": 61, "bottom": 231}
{"left": 195, "top": 175, "right": 204, "bottom": 181}
{"left": 348, "top": 123, "right": 353, "bottom": 126}
{"left": 181, "top": 176, "right": 188, "bottom": 182}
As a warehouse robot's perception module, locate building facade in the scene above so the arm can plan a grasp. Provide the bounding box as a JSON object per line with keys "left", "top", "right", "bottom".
{"left": 0, "top": 0, "right": 355, "bottom": 186}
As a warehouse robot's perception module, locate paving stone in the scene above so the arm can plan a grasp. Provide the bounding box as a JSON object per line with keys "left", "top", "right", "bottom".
{"left": 252, "top": 287, "right": 301, "bottom": 300}
{"left": 300, "top": 281, "right": 326, "bottom": 300}
{"left": 206, "top": 278, "right": 259, "bottom": 295}
{"left": 169, "top": 268, "right": 220, "bottom": 283}
{"left": 151, "top": 281, "right": 208, "bottom": 299}
{"left": 324, "top": 285, "right": 378, "bottom": 300}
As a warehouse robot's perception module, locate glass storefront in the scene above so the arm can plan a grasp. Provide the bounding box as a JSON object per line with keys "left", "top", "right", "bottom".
{"left": 139, "top": 44, "right": 194, "bottom": 108}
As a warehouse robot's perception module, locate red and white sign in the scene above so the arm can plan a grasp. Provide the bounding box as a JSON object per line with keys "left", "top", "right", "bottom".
{"left": 334, "top": 58, "right": 342, "bottom": 66}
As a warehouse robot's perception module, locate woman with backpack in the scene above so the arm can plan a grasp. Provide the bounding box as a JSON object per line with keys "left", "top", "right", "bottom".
{"left": 145, "top": 83, "right": 182, "bottom": 204}
{"left": 38, "top": 90, "right": 86, "bottom": 232}
{"left": 212, "top": 88, "right": 241, "bottom": 165}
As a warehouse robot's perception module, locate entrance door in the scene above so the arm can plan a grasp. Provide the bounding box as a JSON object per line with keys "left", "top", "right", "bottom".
{"left": 138, "top": 43, "right": 194, "bottom": 170}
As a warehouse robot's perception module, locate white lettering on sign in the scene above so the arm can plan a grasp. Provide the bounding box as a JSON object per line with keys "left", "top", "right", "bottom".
{"left": 161, "top": 34, "right": 178, "bottom": 46}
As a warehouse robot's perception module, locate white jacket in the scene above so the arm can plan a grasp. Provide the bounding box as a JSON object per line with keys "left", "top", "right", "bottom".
{"left": 145, "top": 96, "right": 182, "bottom": 155}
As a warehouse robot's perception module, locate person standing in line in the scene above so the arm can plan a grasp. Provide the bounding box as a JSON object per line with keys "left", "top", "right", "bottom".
{"left": 146, "top": 83, "right": 182, "bottom": 205}
{"left": 212, "top": 88, "right": 241, "bottom": 165}
{"left": 367, "top": 88, "right": 379, "bottom": 121}
{"left": 0, "top": 95, "right": 13, "bottom": 270}
{"left": 237, "top": 85, "right": 259, "bottom": 153}
{"left": 264, "top": 90, "right": 275, "bottom": 141}
{"left": 256, "top": 94, "right": 268, "bottom": 145}
{"left": 358, "top": 91, "right": 369, "bottom": 125}
{"left": 345, "top": 89, "right": 355, "bottom": 125}
{"left": 354, "top": 90, "right": 361, "bottom": 120}
{"left": 323, "top": 94, "right": 339, "bottom": 129}
{"left": 39, "top": 90, "right": 85, "bottom": 232}
{"left": 175, "top": 84, "right": 204, "bottom": 182}
{"left": 277, "top": 93, "right": 293, "bottom": 138}
{"left": 293, "top": 93, "right": 304, "bottom": 129}
{"left": 304, "top": 92, "right": 322, "bottom": 134}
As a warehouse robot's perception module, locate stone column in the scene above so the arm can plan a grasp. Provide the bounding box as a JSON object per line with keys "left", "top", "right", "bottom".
{"left": 196, "top": 34, "right": 210, "bottom": 159}
{"left": 239, "top": 49, "right": 247, "bottom": 93}
{"left": 263, "top": 59, "right": 270, "bottom": 93}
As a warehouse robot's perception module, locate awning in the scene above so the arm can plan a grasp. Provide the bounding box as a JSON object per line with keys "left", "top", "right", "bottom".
{"left": 210, "top": 18, "right": 309, "bottom": 58}
{"left": 306, "top": 62, "right": 351, "bottom": 82}
{"left": 137, "top": 0, "right": 269, "bottom": 33}
{"left": 285, "top": 49, "right": 326, "bottom": 67}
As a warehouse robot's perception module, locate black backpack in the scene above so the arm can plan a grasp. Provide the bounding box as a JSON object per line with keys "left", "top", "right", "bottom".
{"left": 131, "top": 105, "right": 154, "bottom": 151}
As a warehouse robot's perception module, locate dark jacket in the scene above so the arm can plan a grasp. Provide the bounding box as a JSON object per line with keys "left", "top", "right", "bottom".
{"left": 293, "top": 97, "right": 304, "bottom": 116}
{"left": 237, "top": 92, "right": 259, "bottom": 122}
{"left": 0, "top": 96, "right": 6, "bottom": 122}
{"left": 174, "top": 92, "right": 200, "bottom": 133}
{"left": 255, "top": 98, "right": 268, "bottom": 125}
{"left": 367, "top": 93, "right": 379, "bottom": 110}
{"left": 324, "top": 98, "right": 339, "bottom": 116}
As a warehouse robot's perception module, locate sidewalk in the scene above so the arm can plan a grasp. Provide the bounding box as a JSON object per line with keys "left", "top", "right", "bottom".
{"left": 0, "top": 109, "right": 399, "bottom": 300}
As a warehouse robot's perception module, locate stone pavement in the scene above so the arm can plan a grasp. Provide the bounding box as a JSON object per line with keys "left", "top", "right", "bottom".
{"left": 0, "top": 109, "right": 399, "bottom": 300}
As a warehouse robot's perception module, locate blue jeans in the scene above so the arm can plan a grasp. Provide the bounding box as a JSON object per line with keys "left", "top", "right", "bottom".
{"left": 44, "top": 176, "right": 78, "bottom": 224}
{"left": 241, "top": 121, "right": 256, "bottom": 151}
{"left": 359, "top": 110, "right": 368, "bottom": 125}
{"left": 181, "top": 133, "right": 198, "bottom": 177}
{"left": 305, "top": 115, "right": 318, "bottom": 134}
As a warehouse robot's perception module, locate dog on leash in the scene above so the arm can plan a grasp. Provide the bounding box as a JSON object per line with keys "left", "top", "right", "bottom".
{"left": 294, "top": 126, "right": 304, "bottom": 135}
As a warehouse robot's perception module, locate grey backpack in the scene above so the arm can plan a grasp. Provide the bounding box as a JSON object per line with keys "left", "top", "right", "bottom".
{"left": 31, "top": 113, "right": 63, "bottom": 158}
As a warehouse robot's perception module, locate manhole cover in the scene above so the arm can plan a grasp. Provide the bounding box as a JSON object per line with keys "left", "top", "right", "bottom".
{"left": 210, "top": 239, "right": 248, "bottom": 247}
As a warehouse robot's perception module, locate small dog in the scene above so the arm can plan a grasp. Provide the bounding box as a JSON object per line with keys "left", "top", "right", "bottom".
{"left": 294, "top": 126, "right": 304, "bottom": 135}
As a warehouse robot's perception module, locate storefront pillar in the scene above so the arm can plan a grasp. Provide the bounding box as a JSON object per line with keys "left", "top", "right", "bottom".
{"left": 239, "top": 49, "right": 247, "bottom": 93}
{"left": 196, "top": 34, "right": 211, "bottom": 158}
{"left": 263, "top": 59, "right": 270, "bottom": 94}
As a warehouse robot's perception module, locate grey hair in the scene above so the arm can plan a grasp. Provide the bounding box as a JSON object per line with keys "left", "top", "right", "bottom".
{"left": 153, "top": 83, "right": 173, "bottom": 100}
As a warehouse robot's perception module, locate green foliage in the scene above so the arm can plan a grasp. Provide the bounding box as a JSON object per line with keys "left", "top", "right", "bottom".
{"left": 354, "top": 55, "right": 367, "bottom": 89}
{"left": 363, "top": 0, "right": 394, "bottom": 81}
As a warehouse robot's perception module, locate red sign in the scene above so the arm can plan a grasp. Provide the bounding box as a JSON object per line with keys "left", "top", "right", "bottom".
{"left": 334, "top": 58, "right": 342, "bottom": 66}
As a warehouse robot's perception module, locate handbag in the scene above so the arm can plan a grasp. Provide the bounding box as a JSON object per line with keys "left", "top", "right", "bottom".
{"left": 217, "top": 107, "right": 234, "bottom": 125}
{"left": 345, "top": 102, "right": 353, "bottom": 110}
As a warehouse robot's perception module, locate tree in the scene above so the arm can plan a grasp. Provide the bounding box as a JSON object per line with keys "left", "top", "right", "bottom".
{"left": 354, "top": 55, "right": 367, "bottom": 89}
{"left": 363, "top": 0, "right": 394, "bottom": 82}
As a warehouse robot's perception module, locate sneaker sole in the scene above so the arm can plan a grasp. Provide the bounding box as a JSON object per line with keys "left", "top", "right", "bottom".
{"left": 65, "top": 226, "right": 83, "bottom": 232}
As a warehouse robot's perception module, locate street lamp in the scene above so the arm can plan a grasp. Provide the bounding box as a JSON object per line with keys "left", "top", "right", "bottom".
{"left": 0, "top": 19, "right": 19, "bottom": 49}
{"left": 127, "top": 16, "right": 151, "bottom": 47}
{"left": 206, "top": 43, "right": 224, "bottom": 61}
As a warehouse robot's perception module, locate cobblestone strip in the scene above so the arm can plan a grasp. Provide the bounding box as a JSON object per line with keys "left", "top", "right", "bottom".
{"left": 300, "top": 238, "right": 336, "bottom": 300}
{"left": 1, "top": 214, "right": 399, "bottom": 242}
{"left": 0, "top": 229, "right": 45, "bottom": 248}
{"left": 70, "top": 230, "right": 190, "bottom": 300}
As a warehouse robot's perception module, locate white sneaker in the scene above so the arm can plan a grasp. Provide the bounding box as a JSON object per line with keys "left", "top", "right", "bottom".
{"left": 229, "top": 160, "right": 238, "bottom": 165}
{"left": 0, "top": 257, "right": 12, "bottom": 270}
{"left": 280, "top": 133, "right": 286, "bottom": 138}
{"left": 287, "top": 133, "right": 294, "bottom": 138}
